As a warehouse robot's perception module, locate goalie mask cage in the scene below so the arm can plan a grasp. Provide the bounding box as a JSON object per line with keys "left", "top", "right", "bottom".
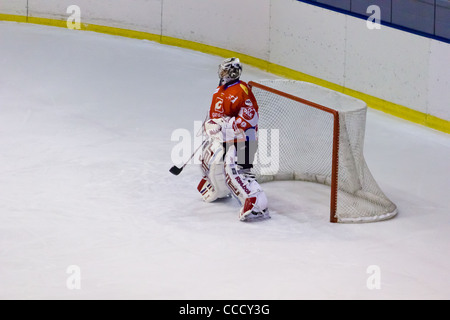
{"left": 248, "top": 80, "right": 398, "bottom": 223}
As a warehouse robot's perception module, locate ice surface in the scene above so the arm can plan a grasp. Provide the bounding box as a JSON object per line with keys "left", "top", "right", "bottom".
{"left": 0, "top": 22, "right": 449, "bottom": 300}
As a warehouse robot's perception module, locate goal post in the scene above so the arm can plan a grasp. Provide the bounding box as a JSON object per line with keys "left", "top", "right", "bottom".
{"left": 248, "top": 80, "right": 398, "bottom": 223}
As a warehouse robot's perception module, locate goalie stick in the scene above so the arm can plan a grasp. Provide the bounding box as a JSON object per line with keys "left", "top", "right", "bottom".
{"left": 169, "top": 139, "right": 208, "bottom": 175}
{"left": 170, "top": 113, "right": 210, "bottom": 176}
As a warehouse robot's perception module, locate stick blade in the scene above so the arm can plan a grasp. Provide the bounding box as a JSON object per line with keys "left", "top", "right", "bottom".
{"left": 169, "top": 165, "right": 183, "bottom": 176}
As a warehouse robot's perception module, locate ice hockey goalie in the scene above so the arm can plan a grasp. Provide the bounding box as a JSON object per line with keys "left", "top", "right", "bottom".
{"left": 197, "top": 58, "right": 269, "bottom": 221}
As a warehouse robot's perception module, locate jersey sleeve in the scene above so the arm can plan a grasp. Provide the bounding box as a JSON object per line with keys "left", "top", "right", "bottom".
{"left": 234, "top": 82, "right": 259, "bottom": 131}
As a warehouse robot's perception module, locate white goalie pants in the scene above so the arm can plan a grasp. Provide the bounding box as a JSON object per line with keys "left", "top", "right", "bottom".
{"left": 197, "top": 138, "right": 268, "bottom": 220}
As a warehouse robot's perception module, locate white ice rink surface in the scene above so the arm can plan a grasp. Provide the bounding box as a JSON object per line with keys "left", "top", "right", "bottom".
{"left": 0, "top": 22, "right": 449, "bottom": 300}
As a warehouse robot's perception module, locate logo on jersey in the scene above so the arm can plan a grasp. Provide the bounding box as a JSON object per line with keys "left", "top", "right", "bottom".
{"left": 241, "top": 107, "right": 255, "bottom": 121}
{"left": 245, "top": 99, "right": 253, "bottom": 107}
{"left": 229, "top": 95, "right": 238, "bottom": 104}
{"left": 215, "top": 97, "right": 224, "bottom": 112}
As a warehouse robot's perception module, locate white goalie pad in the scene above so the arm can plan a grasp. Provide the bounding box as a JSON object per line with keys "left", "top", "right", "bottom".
{"left": 198, "top": 118, "right": 268, "bottom": 220}
{"left": 197, "top": 120, "right": 230, "bottom": 203}
{"left": 223, "top": 145, "right": 269, "bottom": 221}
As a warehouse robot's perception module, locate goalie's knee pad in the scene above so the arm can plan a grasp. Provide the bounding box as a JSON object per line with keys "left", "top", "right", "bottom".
{"left": 197, "top": 173, "right": 229, "bottom": 203}
{"left": 223, "top": 145, "right": 269, "bottom": 220}
{"left": 198, "top": 136, "right": 230, "bottom": 202}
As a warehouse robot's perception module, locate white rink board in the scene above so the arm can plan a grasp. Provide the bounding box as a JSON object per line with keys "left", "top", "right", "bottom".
{"left": 162, "top": 0, "right": 271, "bottom": 61}
{"left": 270, "top": 1, "right": 347, "bottom": 87}
{"left": 427, "top": 40, "right": 450, "bottom": 121}
{"left": 345, "top": 16, "right": 430, "bottom": 115}
{"left": 0, "top": 0, "right": 28, "bottom": 16}
{"left": 28, "top": 0, "right": 163, "bottom": 33}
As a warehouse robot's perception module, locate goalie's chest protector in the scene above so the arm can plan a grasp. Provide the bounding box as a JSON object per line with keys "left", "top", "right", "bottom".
{"left": 209, "top": 81, "right": 259, "bottom": 130}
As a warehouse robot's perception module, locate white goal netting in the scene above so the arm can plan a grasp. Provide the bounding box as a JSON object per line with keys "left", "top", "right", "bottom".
{"left": 250, "top": 79, "right": 398, "bottom": 223}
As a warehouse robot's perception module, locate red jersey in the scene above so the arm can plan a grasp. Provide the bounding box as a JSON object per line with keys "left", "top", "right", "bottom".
{"left": 209, "top": 80, "right": 259, "bottom": 132}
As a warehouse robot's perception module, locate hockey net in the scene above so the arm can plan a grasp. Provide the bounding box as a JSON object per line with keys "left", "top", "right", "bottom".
{"left": 249, "top": 79, "right": 398, "bottom": 223}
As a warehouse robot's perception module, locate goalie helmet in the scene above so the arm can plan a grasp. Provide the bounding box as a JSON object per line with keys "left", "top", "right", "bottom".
{"left": 218, "top": 57, "right": 242, "bottom": 85}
